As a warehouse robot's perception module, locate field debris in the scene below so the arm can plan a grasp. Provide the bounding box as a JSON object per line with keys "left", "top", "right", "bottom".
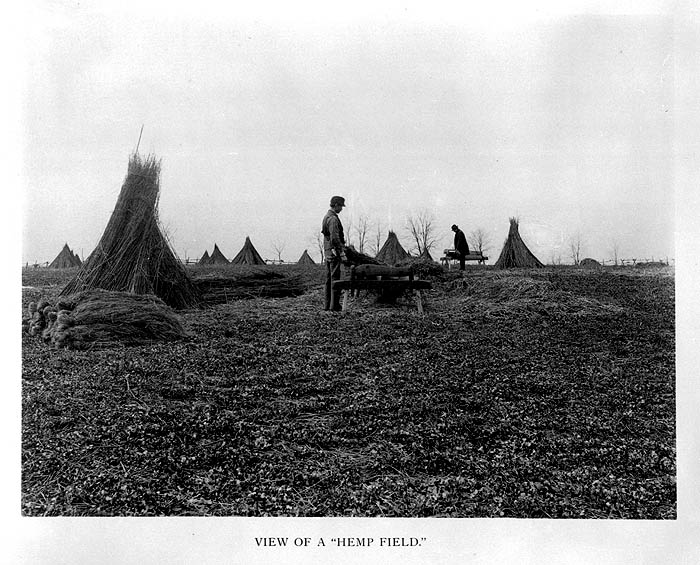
{"left": 24, "top": 289, "right": 187, "bottom": 350}
{"left": 579, "top": 258, "right": 602, "bottom": 269}
{"left": 192, "top": 267, "right": 309, "bottom": 304}
{"left": 448, "top": 274, "right": 624, "bottom": 317}
{"left": 399, "top": 255, "right": 445, "bottom": 278}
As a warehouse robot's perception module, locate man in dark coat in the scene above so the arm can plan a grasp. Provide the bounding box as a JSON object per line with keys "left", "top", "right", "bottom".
{"left": 321, "top": 196, "right": 347, "bottom": 311}
{"left": 451, "top": 224, "right": 470, "bottom": 271}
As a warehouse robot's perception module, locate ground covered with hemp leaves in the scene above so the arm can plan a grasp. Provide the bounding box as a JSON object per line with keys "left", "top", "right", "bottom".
{"left": 21, "top": 265, "right": 675, "bottom": 517}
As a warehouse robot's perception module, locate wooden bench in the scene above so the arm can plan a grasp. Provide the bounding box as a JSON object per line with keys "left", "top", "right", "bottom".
{"left": 332, "top": 264, "right": 432, "bottom": 313}
{"left": 440, "top": 249, "right": 488, "bottom": 267}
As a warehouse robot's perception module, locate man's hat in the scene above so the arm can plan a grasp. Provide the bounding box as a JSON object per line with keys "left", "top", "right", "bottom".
{"left": 330, "top": 196, "right": 346, "bottom": 207}
{"left": 451, "top": 224, "right": 458, "bottom": 230}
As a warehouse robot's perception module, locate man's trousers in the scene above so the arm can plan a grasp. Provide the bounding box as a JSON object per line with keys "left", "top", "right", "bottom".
{"left": 325, "top": 258, "right": 342, "bottom": 310}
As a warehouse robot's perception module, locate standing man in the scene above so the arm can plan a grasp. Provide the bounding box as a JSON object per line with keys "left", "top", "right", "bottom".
{"left": 451, "top": 224, "right": 470, "bottom": 271}
{"left": 321, "top": 196, "right": 347, "bottom": 311}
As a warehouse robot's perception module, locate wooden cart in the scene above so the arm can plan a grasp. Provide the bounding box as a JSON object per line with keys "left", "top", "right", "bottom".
{"left": 440, "top": 249, "right": 488, "bottom": 267}
{"left": 332, "top": 264, "right": 432, "bottom": 313}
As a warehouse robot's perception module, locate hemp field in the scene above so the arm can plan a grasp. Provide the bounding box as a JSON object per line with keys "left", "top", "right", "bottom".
{"left": 21, "top": 264, "right": 675, "bottom": 518}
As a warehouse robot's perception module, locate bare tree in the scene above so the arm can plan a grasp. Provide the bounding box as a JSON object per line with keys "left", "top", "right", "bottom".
{"left": 313, "top": 231, "right": 325, "bottom": 262}
{"left": 610, "top": 239, "right": 621, "bottom": 266}
{"left": 469, "top": 227, "right": 491, "bottom": 255}
{"left": 369, "top": 221, "right": 384, "bottom": 256}
{"left": 354, "top": 214, "right": 371, "bottom": 254}
{"left": 271, "top": 238, "right": 286, "bottom": 263}
{"left": 568, "top": 232, "right": 583, "bottom": 266}
{"left": 549, "top": 249, "right": 563, "bottom": 266}
{"left": 406, "top": 210, "right": 438, "bottom": 255}
{"left": 344, "top": 215, "right": 354, "bottom": 248}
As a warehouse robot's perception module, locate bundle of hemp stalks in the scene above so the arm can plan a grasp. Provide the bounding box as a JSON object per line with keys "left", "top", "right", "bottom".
{"left": 24, "top": 289, "right": 187, "bottom": 350}
{"left": 60, "top": 153, "right": 200, "bottom": 309}
{"left": 343, "top": 245, "right": 382, "bottom": 266}
{"left": 494, "top": 218, "right": 544, "bottom": 269}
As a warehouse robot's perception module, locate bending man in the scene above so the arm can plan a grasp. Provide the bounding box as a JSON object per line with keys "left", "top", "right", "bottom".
{"left": 451, "top": 224, "right": 470, "bottom": 271}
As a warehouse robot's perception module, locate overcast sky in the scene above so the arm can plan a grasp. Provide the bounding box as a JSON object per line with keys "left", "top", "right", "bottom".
{"left": 21, "top": 2, "right": 677, "bottom": 265}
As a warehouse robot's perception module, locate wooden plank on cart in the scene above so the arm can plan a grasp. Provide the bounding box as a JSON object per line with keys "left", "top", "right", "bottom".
{"left": 353, "top": 265, "right": 414, "bottom": 279}
{"left": 441, "top": 249, "right": 488, "bottom": 266}
{"left": 332, "top": 279, "right": 431, "bottom": 291}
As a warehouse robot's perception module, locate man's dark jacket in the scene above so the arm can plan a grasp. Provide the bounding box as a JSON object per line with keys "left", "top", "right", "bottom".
{"left": 321, "top": 210, "right": 345, "bottom": 260}
{"left": 454, "top": 229, "right": 470, "bottom": 256}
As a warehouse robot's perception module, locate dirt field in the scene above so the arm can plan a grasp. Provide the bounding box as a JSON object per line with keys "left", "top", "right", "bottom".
{"left": 21, "top": 264, "right": 675, "bottom": 517}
